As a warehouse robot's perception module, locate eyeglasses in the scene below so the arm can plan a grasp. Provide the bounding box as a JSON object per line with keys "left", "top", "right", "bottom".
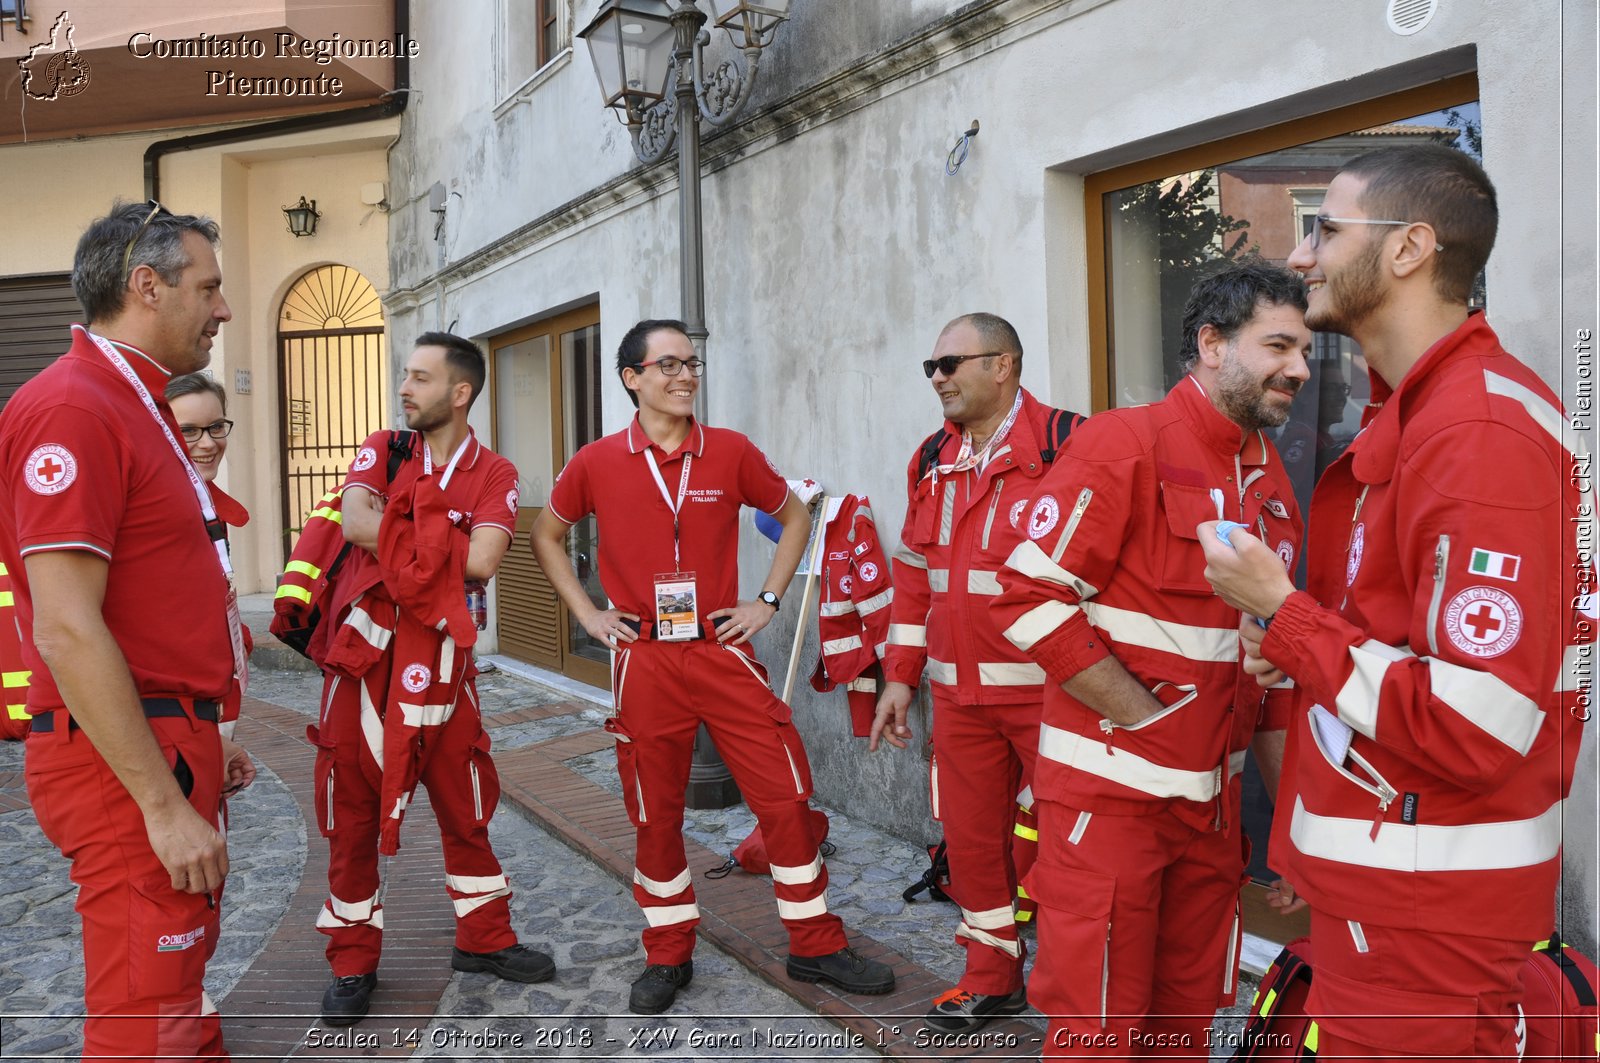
{"left": 178, "top": 419, "right": 234, "bottom": 444}
{"left": 922, "top": 352, "right": 1003, "bottom": 379}
{"left": 1308, "top": 215, "right": 1444, "bottom": 252}
{"left": 636, "top": 357, "right": 705, "bottom": 378}
{"left": 122, "top": 199, "right": 170, "bottom": 283}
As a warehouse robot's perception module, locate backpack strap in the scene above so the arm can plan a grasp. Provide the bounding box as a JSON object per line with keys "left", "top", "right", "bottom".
{"left": 386, "top": 430, "right": 417, "bottom": 483}
{"left": 915, "top": 430, "right": 949, "bottom": 483}
{"left": 1535, "top": 936, "right": 1598, "bottom": 1006}
{"left": 1040, "top": 408, "right": 1085, "bottom": 464}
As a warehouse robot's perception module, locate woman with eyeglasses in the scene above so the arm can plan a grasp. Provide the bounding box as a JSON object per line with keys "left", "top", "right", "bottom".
{"left": 166, "top": 373, "right": 253, "bottom": 749}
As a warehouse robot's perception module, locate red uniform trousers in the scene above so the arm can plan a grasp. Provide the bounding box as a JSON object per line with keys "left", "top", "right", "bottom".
{"left": 26, "top": 708, "right": 227, "bottom": 1063}
{"left": 311, "top": 673, "right": 516, "bottom": 977}
{"left": 608, "top": 636, "right": 846, "bottom": 965}
{"left": 1028, "top": 800, "right": 1244, "bottom": 1060}
{"left": 1306, "top": 909, "right": 1528, "bottom": 1061}
{"left": 930, "top": 689, "right": 1038, "bottom": 995}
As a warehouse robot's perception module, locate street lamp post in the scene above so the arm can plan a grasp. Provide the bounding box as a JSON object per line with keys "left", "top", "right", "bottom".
{"left": 579, "top": 0, "right": 792, "bottom": 808}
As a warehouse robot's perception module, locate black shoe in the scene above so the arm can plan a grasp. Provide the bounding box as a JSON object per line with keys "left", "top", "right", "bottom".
{"left": 320, "top": 972, "right": 377, "bottom": 1026}
{"left": 786, "top": 947, "right": 895, "bottom": 995}
{"left": 451, "top": 943, "right": 557, "bottom": 983}
{"left": 924, "top": 985, "right": 1029, "bottom": 1032}
{"left": 629, "top": 960, "right": 694, "bottom": 1015}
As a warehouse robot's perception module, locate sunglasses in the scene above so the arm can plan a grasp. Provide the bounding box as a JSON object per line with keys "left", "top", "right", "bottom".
{"left": 922, "top": 352, "right": 1003, "bottom": 379}
{"left": 121, "top": 199, "right": 170, "bottom": 283}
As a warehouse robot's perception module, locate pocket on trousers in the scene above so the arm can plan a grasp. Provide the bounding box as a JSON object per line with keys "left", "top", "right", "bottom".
{"left": 1310, "top": 965, "right": 1478, "bottom": 1056}
{"left": 312, "top": 753, "right": 337, "bottom": 837}
{"left": 1025, "top": 854, "right": 1117, "bottom": 1026}
{"left": 615, "top": 739, "right": 648, "bottom": 827}
{"left": 466, "top": 728, "right": 499, "bottom": 826}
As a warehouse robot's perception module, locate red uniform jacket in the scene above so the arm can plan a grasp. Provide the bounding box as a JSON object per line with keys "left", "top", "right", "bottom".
{"left": 884, "top": 390, "right": 1085, "bottom": 706}
{"left": 992, "top": 378, "right": 1301, "bottom": 833}
{"left": 321, "top": 473, "right": 477, "bottom": 855}
{"left": 1264, "top": 314, "right": 1590, "bottom": 941}
{"left": 810, "top": 494, "right": 894, "bottom": 735}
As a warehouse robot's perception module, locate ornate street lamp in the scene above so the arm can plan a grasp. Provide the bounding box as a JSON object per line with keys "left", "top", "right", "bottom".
{"left": 579, "top": 0, "right": 792, "bottom": 808}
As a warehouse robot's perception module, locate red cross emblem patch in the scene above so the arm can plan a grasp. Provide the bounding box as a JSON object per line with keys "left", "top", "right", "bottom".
{"left": 24, "top": 444, "right": 77, "bottom": 496}
{"left": 1443, "top": 585, "right": 1522, "bottom": 658}
{"left": 401, "top": 663, "right": 432, "bottom": 693}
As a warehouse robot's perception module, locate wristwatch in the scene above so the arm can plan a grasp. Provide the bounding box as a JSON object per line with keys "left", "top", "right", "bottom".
{"left": 757, "top": 591, "right": 781, "bottom": 611}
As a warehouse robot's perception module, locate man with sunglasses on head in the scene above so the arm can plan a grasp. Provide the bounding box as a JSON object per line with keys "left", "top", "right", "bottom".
{"left": 869, "top": 312, "right": 1084, "bottom": 1033}
{"left": 532, "top": 318, "right": 894, "bottom": 1014}
{"left": 991, "top": 262, "right": 1310, "bottom": 1057}
{"left": 313, "top": 332, "right": 556, "bottom": 1026}
{"left": 0, "top": 201, "right": 253, "bottom": 1061}
{"left": 1202, "top": 146, "right": 1591, "bottom": 1060}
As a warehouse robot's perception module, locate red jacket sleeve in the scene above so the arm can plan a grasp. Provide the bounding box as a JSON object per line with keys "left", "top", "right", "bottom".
{"left": 1263, "top": 422, "right": 1568, "bottom": 793}
{"left": 883, "top": 450, "right": 931, "bottom": 687}
{"left": 991, "top": 415, "right": 1144, "bottom": 684}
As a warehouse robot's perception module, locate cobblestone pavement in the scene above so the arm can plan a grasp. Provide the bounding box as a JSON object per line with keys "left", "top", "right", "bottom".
{"left": 0, "top": 664, "right": 1251, "bottom": 1061}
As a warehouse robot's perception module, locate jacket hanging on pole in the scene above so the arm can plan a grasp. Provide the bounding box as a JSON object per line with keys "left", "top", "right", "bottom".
{"left": 809, "top": 494, "right": 894, "bottom": 736}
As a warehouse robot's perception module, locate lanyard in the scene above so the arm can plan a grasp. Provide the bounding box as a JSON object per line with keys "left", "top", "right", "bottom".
{"left": 81, "top": 328, "right": 232, "bottom": 579}
{"left": 935, "top": 388, "right": 1024, "bottom": 485}
{"left": 643, "top": 448, "right": 693, "bottom": 569}
{"left": 82, "top": 326, "right": 247, "bottom": 681}
{"left": 421, "top": 433, "right": 472, "bottom": 489}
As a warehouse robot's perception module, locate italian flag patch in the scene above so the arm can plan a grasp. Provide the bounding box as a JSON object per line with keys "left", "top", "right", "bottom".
{"left": 1468, "top": 548, "right": 1521, "bottom": 582}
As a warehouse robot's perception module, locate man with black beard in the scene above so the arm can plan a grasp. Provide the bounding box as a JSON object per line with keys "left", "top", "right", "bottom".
{"left": 990, "top": 261, "right": 1310, "bottom": 1057}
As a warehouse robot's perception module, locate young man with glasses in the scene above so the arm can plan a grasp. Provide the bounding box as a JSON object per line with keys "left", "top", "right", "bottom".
{"left": 1203, "top": 145, "right": 1591, "bottom": 1060}
{"left": 869, "top": 312, "right": 1085, "bottom": 1032}
{"left": 991, "top": 263, "right": 1310, "bottom": 1057}
{"left": 531, "top": 318, "right": 894, "bottom": 1014}
{"left": 312, "top": 332, "right": 556, "bottom": 1025}
{"left": 0, "top": 201, "right": 253, "bottom": 1060}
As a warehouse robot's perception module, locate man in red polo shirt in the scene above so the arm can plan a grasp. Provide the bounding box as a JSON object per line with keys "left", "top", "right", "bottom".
{"left": 0, "top": 201, "right": 254, "bottom": 1062}
{"left": 313, "top": 332, "right": 556, "bottom": 1025}
{"left": 532, "top": 318, "right": 895, "bottom": 1014}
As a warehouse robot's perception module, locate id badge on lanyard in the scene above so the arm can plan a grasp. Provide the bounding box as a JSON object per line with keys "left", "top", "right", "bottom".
{"left": 653, "top": 572, "right": 698, "bottom": 641}
{"left": 643, "top": 447, "right": 698, "bottom": 641}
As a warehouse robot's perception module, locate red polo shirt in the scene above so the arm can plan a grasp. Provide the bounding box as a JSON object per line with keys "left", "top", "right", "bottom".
{"left": 343, "top": 428, "right": 519, "bottom": 540}
{"left": 548, "top": 417, "right": 788, "bottom": 617}
{"left": 0, "top": 326, "right": 234, "bottom": 708}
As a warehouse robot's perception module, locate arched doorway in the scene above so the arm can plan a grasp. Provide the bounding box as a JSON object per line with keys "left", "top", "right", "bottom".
{"left": 277, "top": 264, "right": 387, "bottom": 561}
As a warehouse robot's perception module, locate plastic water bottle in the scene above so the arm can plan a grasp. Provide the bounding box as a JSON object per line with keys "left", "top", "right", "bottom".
{"left": 466, "top": 581, "right": 488, "bottom": 630}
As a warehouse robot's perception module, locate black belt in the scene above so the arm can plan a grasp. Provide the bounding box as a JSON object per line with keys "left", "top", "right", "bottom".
{"left": 30, "top": 698, "right": 221, "bottom": 733}
{"left": 621, "top": 616, "right": 731, "bottom": 642}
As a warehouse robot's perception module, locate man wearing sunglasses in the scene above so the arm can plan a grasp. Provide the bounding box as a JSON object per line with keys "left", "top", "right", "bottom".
{"left": 991, "top": 262, "right": 1310, "bottom": 1057}
{"left": 870, "top": 312, "right": 1084, "bottom": 1032}
{"left": 0, "top": 201, "right": 251, "bottom": 1060}
{"left": 1202, "top": 146, "right": 1591, "bottom": 1060}
{"left": 532, "top": 318, "right": 894, "bottom": 1014}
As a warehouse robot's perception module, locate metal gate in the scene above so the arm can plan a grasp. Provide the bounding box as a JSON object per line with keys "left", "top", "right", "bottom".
{"left": 277, "top": 265, "right": 387, "bottom": 562}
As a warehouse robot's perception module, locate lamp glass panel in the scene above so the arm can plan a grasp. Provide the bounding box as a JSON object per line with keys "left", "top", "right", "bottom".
{"left": 623, "top": 14, "right": 675, "bottom": 101}
{"left": 706, "top": 0, "right": 790, "bottom": 40}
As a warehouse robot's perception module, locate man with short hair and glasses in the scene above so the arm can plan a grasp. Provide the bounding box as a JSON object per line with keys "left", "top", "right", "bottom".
{"left": 0, "top": 200, "right": 252, "bottom": 1060}
{"left": 1203, "top": 144, "right": 1591, "bottom": 1060}
{"left": 872, "top": 312, "right": 1085, "bottom": 1032}
{"left": 992, "top": 263, "right": 1310, "bottom": 1057}
{"left": 531, "top": 318, "right": 894, "bottom": 1014}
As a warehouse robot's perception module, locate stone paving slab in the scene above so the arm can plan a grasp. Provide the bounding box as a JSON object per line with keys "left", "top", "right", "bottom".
{"left": 0, "top": 665, "right": 1253, "bottom": 1061}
